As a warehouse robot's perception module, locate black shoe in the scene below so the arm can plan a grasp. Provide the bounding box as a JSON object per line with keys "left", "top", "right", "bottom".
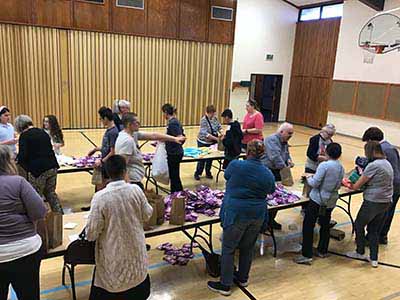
{"left": 207, "top": 281, "right": 231, "bottom": 296}
{"left": 146, "top": 244, "right": 151, "bottom": 251}
{"left": 270, "top": 220, "right": 282, "bottom": 230}
{"left": 379, "top": 236, "right": 388, "bottom": 245}
{"left": 206, "top": 173, "right": 213, "bottom": 179}
{"left": 194, "top": 173, "right": 201, "bottom": 181}
{"left": 329, "top": 220, "right": 337, "bottom": 229}
{"left": 81, "top": 206, "right": 90, "bottom": 211}
{"left": 233, "top": 271, "right": 249, "bottom": 287}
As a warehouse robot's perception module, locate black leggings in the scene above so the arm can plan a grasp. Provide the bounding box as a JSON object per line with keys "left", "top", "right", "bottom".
{"left": 167, "top": 153, "right": 184, "bottom": 193}
{"left": 0, "top": 249, "right": 42, "bottom": 300}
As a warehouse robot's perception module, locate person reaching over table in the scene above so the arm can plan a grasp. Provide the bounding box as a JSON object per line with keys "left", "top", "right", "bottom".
{"left": 0, "top": 106, "right": 17, "bottom": 158}
{"left": 346, "top": 141, "right": 393, "bottom": 268}
{"left": 194, "top": 105, "right": 222, "bottom": 181}
{"left": 294, "top": 143, "right": 344, "bottom": 265}
{"left": 241, "top": 100, "right": 264, "bottom": 149}
{"left": 43, "top": 115, "right": 65, "bottom": 155}
{"left": 207, "top": 140, "right": 275, "bottom": 296}
{"left": 0, "top": 145, "right": 47, "bottom": 300}
{"left": 362, "top": 127, "right": 400, "bottom": 245}
{"left": 15, "top": 115, "right": 63, "bottom": 214}
{"left": 162, "top": 103, "right": 185, "bottom": 193}
{"left": 112, "top": 99, "right": 131, "bottom": 132}
{"left": 86, "top": 155, "right": 153, "bottom": 300}
{"left": 115, "top": 112, "right": 186, "bottom": 190}
{"left": 262, "top": 122, "right": 294, "bottom": 230}
{"left": 221, "top": 109, "right": 243, "bottom": 169}
{"left": 88, "top": 107, "right": 119, "bottom": 192}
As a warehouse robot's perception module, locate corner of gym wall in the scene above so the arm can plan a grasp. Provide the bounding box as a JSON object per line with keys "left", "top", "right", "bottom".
{"left": 0, "top": 24, "right": 234, "bottom": 128}
{"left": 230, "top": 0, "right": 298, "bottom": 122}
{"left": 329, "top": 0, "right": 400, "bottom": 146}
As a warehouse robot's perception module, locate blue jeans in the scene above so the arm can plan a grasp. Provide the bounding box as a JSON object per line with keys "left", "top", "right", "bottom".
{"left": 195, "top": 141, "right": 213, "bottom": 176}
{"left": 221, "top": 219, "right": 263, "bottom": 286}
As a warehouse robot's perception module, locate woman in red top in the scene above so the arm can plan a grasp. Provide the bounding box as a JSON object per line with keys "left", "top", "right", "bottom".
{"left": 241, "top": 100, "right": 264, "bottom": 149}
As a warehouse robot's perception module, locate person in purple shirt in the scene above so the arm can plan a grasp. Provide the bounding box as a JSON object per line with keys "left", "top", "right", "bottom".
{"left": 362, "top": 127, "right": 400, "bottom": 244}
{"left": 0, "top": 145, "right": 47, "bottom": 300}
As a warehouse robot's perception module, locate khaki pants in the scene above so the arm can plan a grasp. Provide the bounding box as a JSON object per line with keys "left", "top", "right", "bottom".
{"left": 28, "top": 168, "right": 63, "bottom": 214}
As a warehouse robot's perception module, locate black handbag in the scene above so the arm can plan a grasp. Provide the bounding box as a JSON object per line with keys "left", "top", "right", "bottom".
{"left": 64, "top": 228, "right": 95, "bottom": 265}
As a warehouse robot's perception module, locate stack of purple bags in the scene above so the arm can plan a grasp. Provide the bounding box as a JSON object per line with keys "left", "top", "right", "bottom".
{"left": 72, "top": 155, "right": 101, "bottom": 168}
{"left": 157, "top": 242, "right": 198, "bottom": 266}
{"left": 266, "top": 184, "right": 300, "bottom": 206}
{"left": 164, "top": 185, "right": 224, "bottom": 222}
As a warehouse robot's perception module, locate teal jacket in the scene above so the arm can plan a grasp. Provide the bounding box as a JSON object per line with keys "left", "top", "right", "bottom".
{"left": 220, "top": 158, "right": 276, "bottom": 228}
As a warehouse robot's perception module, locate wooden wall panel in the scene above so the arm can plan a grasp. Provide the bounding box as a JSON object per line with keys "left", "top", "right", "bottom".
{"left": 112, "top": 0, "right": 146, "bottom": 35}
{"left": 33, "top": 0, "right": 73, "bottom": 28}
{"left": 286, "top": 18, "right": 341, "bottom": 128}
{"left": 386, "top": 85, "right": 400, "bottom": 122}
{"left": 0, "top": 23, "right": 233, "bottom": 128}
{"left": 0, "top": 0, "right": 33, "bottom": 24}
{"left": 208, "top": 0, "right": 236, "bottom": 44}
{"left": 74, "top": 0, "right": 110, "bottom": 31}
{"left": 179, "top": 0, "right": 208, "bottom": 42}
{"left": 306, "top": 78, "right": 331, "bottom": 128}
{"left": 329, "top": 80, "right": 356, "bottom": 113}
{"left": 0, "top": 25, "right": 65, "bottom": 127}
{"left": 147, "top": 0, "right": 179, "bottom": 38}
{"left": 355, "top": 83, "right": 386, "bottom": 119}
{"left": 286, "top": 76, "right": 311, "bottom": 125}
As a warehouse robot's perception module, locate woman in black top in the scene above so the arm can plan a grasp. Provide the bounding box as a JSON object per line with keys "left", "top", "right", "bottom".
{"left": 15, "top": 115, "right": 62, "bottom": 213}
{"left": 112, "top": 99, "right": 131, "bottom": 132}
{"left": 162, "top": 104, "right": 185, "bottom": 193}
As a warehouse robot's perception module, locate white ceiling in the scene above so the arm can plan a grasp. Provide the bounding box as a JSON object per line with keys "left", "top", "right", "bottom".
{"left": 289, "top": 0, "right": 335, "bottom": 7}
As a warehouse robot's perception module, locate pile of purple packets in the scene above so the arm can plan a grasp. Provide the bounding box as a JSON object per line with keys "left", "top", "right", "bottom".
{"left": 164, "top": 185, "right": 224, "bottom": 222}
{"left": 157, "top": 242, "right": 198, "bottom": 266}
{"left": 266, "top": 184, "right": 300, "bottom": 206}
{"left": 72, "top": 155, "right": 101, "bottom": 168}
{"left": 142, "top": 153, "right": 155, "bottom": 162}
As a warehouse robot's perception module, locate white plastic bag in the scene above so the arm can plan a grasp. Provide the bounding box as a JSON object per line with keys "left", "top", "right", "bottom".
{"left": 151, "top": 143, "right": 170, "bottom": 185}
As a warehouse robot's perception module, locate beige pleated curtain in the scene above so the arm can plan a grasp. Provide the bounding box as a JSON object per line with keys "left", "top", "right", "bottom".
{"left": 0, "top": 24, "right": 233, "bottom": 128}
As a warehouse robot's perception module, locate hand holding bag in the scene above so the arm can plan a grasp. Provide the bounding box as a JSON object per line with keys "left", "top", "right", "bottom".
{"left": 280, "top": 166, "right": 294, "bottom": 186}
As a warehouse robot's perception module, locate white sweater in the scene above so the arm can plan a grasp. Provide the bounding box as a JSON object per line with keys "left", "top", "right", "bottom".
{"left": 86, "top": 180, "right": 153, "bottom": 293}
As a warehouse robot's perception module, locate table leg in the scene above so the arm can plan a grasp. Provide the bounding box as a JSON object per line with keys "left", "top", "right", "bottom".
{"left": 336, "top": 195, "right": 355, "bottom": 234}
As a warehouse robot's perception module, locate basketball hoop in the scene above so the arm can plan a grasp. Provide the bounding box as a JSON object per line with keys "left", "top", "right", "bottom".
{"left": 362, "top": 46, "right": 377, "bottom": 64}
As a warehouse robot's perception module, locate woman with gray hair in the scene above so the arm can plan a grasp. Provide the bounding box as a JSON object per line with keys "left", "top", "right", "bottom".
{"left": 305, "top": 124, "right": 336, "bottom": 174}
{"left": 112, "top": 99, "right": 131, "bottom": 131}
{"left": 15, "top": 115, "right": 63, "bottom": 213}
{"left": 0, "top": 145, "right": 47, "bottom": 300}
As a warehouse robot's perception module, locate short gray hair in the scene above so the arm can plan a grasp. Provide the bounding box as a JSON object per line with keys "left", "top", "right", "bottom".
{"left": 112, "top": 99, "right": 131, "bottom": 114}
{"left": 14, "top": 115, "right": 33, "bottom": 133}
{"left": 277, "top": 122, "right": 293, "bottom": 133}
{"left": 322, "top": 123, "right": 336, "bottom": 135}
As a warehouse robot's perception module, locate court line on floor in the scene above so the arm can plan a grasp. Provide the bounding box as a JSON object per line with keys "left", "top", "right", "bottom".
{"left": 328, "top": 250, "right": 400, "bottom": 269}
{"left": 11, "top": 210, "right": 400, "bottom": 299}
{"left": 79, "top": 131, "right": 97, "bottom": 148}
{"left": 381, "top": 291, "right": 400, "bottom": 300}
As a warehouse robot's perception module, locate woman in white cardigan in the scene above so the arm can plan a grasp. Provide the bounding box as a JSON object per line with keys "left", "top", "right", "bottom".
{"left": 86, "top": 155, "right": 153, "bottom": 300}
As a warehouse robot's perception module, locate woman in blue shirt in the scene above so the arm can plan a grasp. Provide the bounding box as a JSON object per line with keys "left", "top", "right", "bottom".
{"left": 207, "top": 140, "right": 275, "bottom": 296}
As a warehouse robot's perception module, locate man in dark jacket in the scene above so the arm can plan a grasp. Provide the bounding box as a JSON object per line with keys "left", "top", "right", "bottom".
{"left": 221, "top": 109, "right": 243, "bottom": 169}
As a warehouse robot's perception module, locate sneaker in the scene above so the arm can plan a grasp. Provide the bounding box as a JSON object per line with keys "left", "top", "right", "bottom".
{"left": 207, "top": 281, "right": 232, "bottom": 296}
{"left": 194, "top": 173, "right": 201, "bottom": 181}
{"left": 270, "top": 220, "right": 282, "bottom": 230}
{"left": 206, "top": 173, "right": 213, "bottom": 179}
{"left": 294, "top": 255, "right": 313, "bottom": 265}
{"left": 233, "top": 271, "right": 249, "bottom": 287}
{"left": 379, "top": 236, "right": 388, "bottom": 245}
{"left": 371, "top": 260, "right": 379, "bottom": 268}
{"left": 346, "top": 251, "right": 368, "bottom": 260}
{"left": 146, "top": 244, "right": 151, "bottom": 251}
{"left": 316, "top": 251, "right": 329, "bottom": 258}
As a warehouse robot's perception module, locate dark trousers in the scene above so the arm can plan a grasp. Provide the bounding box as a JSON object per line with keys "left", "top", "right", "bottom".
{"left": 223, "top": 159, "right": 233, "bottom": 170}
{"left": 0, "top": 250, "right": 42, "bottom": 300}
{"left": 195, "top": 141, "right": 213, "bottom": 176}
{"left": 355, "top": 201, "right": 390, "bottom": 261}
{"left": 302, "top": 168, "right": 316, "bottom": 210}
{"left": 221, "top": 219, "right": 263, "bottom": 287}
{"left": 379, "top": 192, "right": 400, "bottom": 239}
{"left": 302, "top": 200, "right": 333, "bottom": 258}
{"left": 167, "top": 153, "right": 183, "bottom": 193}
{"left": 89, "top": 275, "right": 151, "bottom": 300}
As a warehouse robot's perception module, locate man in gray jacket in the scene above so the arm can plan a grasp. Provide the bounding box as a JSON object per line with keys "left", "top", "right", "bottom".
{"left": 263, "top": 122, "right": 294, "bottom": 229}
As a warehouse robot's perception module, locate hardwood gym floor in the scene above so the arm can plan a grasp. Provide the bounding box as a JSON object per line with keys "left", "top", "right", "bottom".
{"left": 9, "top": 124, "right": 400, "bottom": 300}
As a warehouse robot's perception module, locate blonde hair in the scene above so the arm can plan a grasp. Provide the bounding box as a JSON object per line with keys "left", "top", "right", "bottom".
{"left": 0, "top": 145, "right": 17, "bottom": 175}
{"left": 246, "top": 140, "right": 265, "bottom": 159}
